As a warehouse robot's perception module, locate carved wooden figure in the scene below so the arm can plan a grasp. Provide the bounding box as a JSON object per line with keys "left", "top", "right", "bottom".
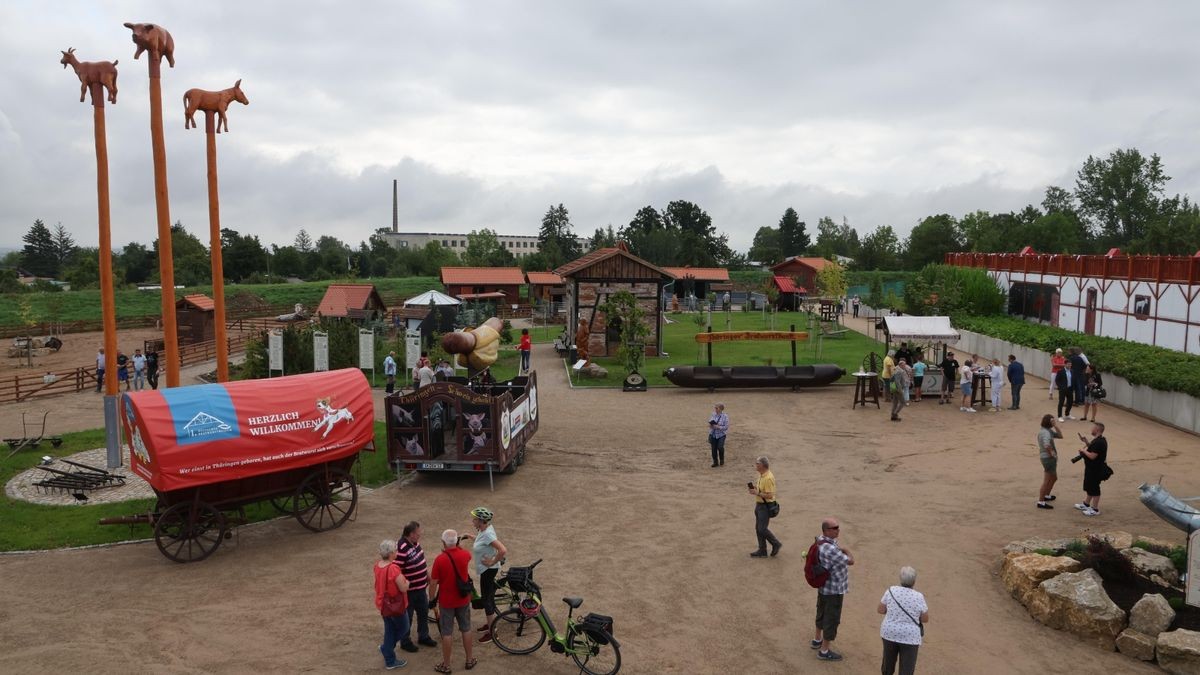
{"left": 60, "top": 48, "right": 118, "bottom": 104}
{"left": 123, "top": 22, "right": 175, "bottom": 67}
{"left": 183, "top": 80, "right": 248, "bottom": 133}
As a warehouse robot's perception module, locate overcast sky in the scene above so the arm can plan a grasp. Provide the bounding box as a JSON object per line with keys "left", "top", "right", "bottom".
{"left": 4, "top": 1, "right": 1199, "bottom": 254}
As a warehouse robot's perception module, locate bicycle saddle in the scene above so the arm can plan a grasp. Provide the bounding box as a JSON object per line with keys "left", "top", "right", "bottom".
{"left": 562, "top": 596, "right": 583, "bottom": 609}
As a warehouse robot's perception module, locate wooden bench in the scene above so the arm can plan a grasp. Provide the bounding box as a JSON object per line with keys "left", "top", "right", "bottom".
{"left": 819, "top": 322, "right": 849, "bottom": 339}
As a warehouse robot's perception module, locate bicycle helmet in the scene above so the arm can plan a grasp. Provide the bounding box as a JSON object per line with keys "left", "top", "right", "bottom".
{"left": 519, "top": 597, "right": 541, "bottom": 617}
{"left": 470, "top": 506, "right": 494, "bottom": 522}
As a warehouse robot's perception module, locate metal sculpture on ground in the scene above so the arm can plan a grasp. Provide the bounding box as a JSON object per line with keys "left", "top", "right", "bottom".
{"left": 1139, "top": 481, "right": 1200, "bottom": 533}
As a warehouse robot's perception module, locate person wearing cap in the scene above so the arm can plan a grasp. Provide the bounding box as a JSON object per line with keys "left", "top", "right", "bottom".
{"left": 938, "top": 351, "right": 958, "bottom": 405}
{"left": 462, "top": 506, "right": 507, "bottom": 643}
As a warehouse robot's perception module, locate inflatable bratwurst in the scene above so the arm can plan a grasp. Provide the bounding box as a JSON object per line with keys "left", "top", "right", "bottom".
{"left": 441, "top": 317, "right": 502, "bottom": 371}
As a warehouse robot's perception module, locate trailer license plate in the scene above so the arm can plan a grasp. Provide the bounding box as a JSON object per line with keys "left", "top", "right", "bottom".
{"left": 420, "top": 462, "right": 445, "bottom": 470}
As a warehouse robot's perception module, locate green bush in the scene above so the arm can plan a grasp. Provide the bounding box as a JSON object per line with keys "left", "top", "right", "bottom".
{"left": 903, "top": 264, "right": 1006, "bottom": 317}
{"left": 955, "top": 315, "right": 1200, "bottom": 398}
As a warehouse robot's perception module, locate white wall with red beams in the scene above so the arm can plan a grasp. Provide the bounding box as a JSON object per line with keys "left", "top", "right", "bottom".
{"left": 987, "top": 269, "right": 1200, "bottom": 354}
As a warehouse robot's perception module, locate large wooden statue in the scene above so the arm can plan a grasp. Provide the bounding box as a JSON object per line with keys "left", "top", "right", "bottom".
{"left": 575, "top": 318, "right": 590, "bottom": 363}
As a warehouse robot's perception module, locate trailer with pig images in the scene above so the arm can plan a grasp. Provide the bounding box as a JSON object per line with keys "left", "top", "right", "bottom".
{"left": 385, "top": 371, "right": 538, "bottom": 488}
{"left": 101, "top": 369, "right": 375, "bottom": 563}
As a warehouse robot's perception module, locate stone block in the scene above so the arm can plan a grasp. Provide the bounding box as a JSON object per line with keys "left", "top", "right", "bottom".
{"left": 1026, "top": 568, "right": 1127, "bottom": 651}
{"left": 1129, "top": 593, "right": 1176, "bottom": 635}
{"left": 1093, "top": 531, "right": 1134, "bottom": 550}
{"left": 1002, "top": 537, "right": 1079, "bottom": 555}
{"left": 1115, "top": 629, "right": 1157, "bottom": 661}
{"left": 1000, "top": 552, "right": 1082, "bottom": 606}
{"left": 1158, "top": 629, "right": 1200, "bottom": 675}
{"left": 1136, "top": 535, "right": 1183, "bottom": 551}
{"left": 579, "top": 363, "right": 608, "bottom": 379}
{"left": 1121, "top": 547, "right": 1181, "bottom": 586}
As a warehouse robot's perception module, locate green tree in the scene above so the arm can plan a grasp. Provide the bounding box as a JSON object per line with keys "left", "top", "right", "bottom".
{"left": 0, "top": 269, "right": 21, "bottom": 293}
{"left": 589, "top": 225, "right": 617, "bottom": 251}
{"left": 118, "top": 242, "right": 155, "bottom": 284}
{"left": 814, "top": 216, "right": 860, "bottom": 259}
{"left": 626, "top": 205, "right": 664, "bottom": 233}
{"left": 20, "top": 219, "right": 57, "bottom": 276}
{"left": 219, "top": 228, "right": 270, "bottom": 281}
{"left": 904, "top": 214, "right": 963, "bottom": 269}
{"left": 1075, "top": 148, "right": 1168, "bottom": 248}
{"left": 598, "top": 289, "right": 650, "bottom": 376}
{"left": 151, "top": 222, "right": 210, "bottom": 286}
{"left": 51, "top": 223, "right": 77, "bottom": 272}
{"left": 294, "top": 228, "right": 314, "bottom": 253}
{"left": 856, "top": 225, "right": 900, "bottom": 270}
{"left": 747, "top": 226, "right": 783, "bottom": 264}
{"left": 537, "top": 204, "right": 582, "bottom": 269}
{"left": 777, "top": 208, "right": 809, "bottom": 256}
{"left": 312, "top": 235, "right": 351, "bottom": 279}
{"left": 271, "top": 245, "right": 305, "bottom": 278}
{"left": 663, "top": 200, "right": 730, "bottom": 266}
{"left": 463, "top": 228, "right": 517, "bottom": 267}
{"left": 63, "top": 248, "right": 100, "bottom": 289}
{"left": 815, "top": 260, "right": 848, "bottom": 299}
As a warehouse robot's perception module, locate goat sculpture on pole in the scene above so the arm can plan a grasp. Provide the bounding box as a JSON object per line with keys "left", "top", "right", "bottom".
{"left": 60, "top": 48, "right": 118, "bottom": 104}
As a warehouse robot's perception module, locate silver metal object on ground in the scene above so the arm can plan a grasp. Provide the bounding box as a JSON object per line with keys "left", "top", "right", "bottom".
{"left": 1138, "top": 481, "right": 1200, "bottom": 533}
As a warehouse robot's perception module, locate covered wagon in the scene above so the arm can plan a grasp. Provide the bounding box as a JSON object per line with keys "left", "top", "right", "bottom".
{"left": 105, "top": 369, "right": 375, "bottom": 562}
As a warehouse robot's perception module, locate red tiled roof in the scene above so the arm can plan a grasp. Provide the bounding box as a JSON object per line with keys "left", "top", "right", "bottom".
{"left": 317, "top": 284, "right": 384, "bottom": 318}
{"left": 554, "top": 246, "right": 673, "bottom": 279}
{"left": 773, "top": 276, "right": 808, "bottom": 294}
{"left": 662, "top": 267, "right": 730, "bottom": 282}
{"left": 771, "top": 256, "right": 834, "bottom": 273}
{"left": 457, "top": 292, "right": 508, "bottom": 300}
{"left": 525, "top": 271, "right": 564, "bottom": 285}
{"left": 440, "top": 267, "right": 526, "bottom": 285}
{"left": 177, "top": 294, "right": 215, "bottom": 311}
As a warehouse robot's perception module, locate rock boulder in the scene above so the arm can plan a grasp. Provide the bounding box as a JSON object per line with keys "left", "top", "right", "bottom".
{"left": 579, "top": 364, "right": 608, "bottom": 379}
{"left": 1026, "top": 568, "right": 1127, "bottom": 651}
{"left": 1121, "top": 547, "right": 1181, "bottom": 586}
{"left": 1129, "top": 593, "right": 1176, "bottom": 636}
{"left": 1158, "top": 629, "right": 1200, "bottom": 675}
{"left": 1002, "top": 537, "right": 1079, "bottom": 555}
{"left": 1001, "top": 552, "right": 1082, "bottom": 606}
{"left": 1092, "top": 531, "right": 1134, "bottom": 550}
{"left": 1115, "top": 629, "right": 1157, "bottom": 661}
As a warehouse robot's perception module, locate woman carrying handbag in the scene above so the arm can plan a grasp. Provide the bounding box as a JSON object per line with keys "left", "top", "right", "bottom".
{"left": 374, "top": 539, "right": 411, "bottom": 670}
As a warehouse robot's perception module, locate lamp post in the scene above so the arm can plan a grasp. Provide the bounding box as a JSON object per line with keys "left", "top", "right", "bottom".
{"left": 59, "top": 47, "right": 122, "bottom": 468}
{"left": 124, "top": 21, "right": 181, "bottom": 387}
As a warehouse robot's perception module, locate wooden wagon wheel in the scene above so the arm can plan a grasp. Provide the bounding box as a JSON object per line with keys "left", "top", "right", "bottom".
{"left": 293, "top": 466, "right": 357, "bottom": 532}
{"left": 154, "top": 501, "right": 226, "bottom": 563}
{"left": 269, "top": 495, "right": 296, "bottom": 515}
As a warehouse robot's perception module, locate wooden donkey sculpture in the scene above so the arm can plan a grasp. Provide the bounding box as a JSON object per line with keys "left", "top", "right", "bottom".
{"left": 183, "top": 80, "right": 249, "bottom": 133}
{"left": 60, "top": 48, "right": 118, "bottom": 104}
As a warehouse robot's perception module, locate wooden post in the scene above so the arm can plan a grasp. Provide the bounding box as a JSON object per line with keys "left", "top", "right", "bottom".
{"left": 790, "top": 323, "right": 797, "bottom": 366}
{"left": 204, "top": 110, "right": 229, "bottom": 382}
{"left": 706, "top": 327, "right": 712, "bottom": 366}
{"left": 87, "top": 81, "right": 120, "bottom": 396}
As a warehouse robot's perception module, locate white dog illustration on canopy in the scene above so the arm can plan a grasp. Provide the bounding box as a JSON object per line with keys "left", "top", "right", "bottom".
{"left": 313, "top": 397, "right": 354, "bottom": 438}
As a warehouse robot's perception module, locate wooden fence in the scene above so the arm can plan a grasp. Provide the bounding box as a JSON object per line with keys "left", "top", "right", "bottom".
{"left": 0, "top": 331, "right": 257, "bottom": 404}
{"left": 945, "top": 251, "right": 1200, "bottom": 284}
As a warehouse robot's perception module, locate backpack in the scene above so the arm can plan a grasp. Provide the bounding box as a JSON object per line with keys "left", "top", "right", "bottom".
{"left": 804, "top": 540, "right": 830, "bottom": 589}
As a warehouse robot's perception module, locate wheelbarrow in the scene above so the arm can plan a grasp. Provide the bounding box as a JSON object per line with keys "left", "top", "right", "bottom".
{"left": 5, "top": 411, "right": 63, "bottom": 459}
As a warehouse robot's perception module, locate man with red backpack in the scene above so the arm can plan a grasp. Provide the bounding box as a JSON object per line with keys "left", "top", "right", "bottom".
{"left": 805, "top": 517, "right": 855, "bottom": 662}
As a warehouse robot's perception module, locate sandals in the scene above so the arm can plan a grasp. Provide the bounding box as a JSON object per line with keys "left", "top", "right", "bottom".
{"left": 465, "top": 658, "right": 478, "bottom": 670}
{"left": 435, "top": 664, "right": 452, "bottom": 674}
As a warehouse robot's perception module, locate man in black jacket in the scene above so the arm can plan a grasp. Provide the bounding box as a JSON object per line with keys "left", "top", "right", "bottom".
{"left": 938, "top": 352, "right": 959, "bottom": 405}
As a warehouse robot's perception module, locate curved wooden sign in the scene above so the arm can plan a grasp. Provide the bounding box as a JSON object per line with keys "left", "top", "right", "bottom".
{"left": 695, "top": 331, "right": 809, "bottom": 343}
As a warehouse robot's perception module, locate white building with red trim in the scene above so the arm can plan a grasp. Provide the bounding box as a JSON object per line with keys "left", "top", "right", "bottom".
{"left": 946, "top": 248, "right": 1200, "bottom": 355}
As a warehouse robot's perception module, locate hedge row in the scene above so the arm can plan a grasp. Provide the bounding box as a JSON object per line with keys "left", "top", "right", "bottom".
{"left": 954, "top": 315, "right": 1200, "bottom": 398}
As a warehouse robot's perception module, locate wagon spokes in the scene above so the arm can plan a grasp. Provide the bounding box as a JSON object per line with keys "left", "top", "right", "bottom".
{"left": 293, "top": 467, "right": 357, "bottom": 532}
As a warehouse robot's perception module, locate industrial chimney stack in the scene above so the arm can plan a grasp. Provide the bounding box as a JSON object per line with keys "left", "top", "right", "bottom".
{"left": 392, "top": 179, "right": 398, "bottom": 233}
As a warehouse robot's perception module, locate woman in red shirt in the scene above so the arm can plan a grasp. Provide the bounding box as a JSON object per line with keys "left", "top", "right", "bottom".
{"left": 1049, "top": 348, "right": 1066, "bottom": 400}
{"left": 374, "top": 539, "right": 411, "bottom": 670}
{"left": 518, "top": 328, "right": 532, "bottom": 373}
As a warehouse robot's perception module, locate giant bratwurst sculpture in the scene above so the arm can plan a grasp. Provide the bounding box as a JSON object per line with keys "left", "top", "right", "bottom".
{"left": 442, "top": 318, "right": 502, "bottom": 371}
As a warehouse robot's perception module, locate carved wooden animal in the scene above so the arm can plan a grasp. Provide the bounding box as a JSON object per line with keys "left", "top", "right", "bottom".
{"left": 60, "top": 48, "right": 118, "bottom": 104}
{"left": 123, "top": 22, "right": 175, "bottom": 67}
{"left": 183, "top": 80, "right": 248, "bottom": 133}
{"left": 465, "top": 412, "right": 487, "bottom": 434}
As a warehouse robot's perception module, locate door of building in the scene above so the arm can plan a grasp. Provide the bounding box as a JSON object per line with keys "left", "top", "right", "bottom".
{"left": 1084, "top": 288, "right": 1098, "bottom": 335}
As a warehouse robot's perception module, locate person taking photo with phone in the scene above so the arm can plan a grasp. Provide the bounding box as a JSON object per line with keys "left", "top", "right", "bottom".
{"left": 1073, "top": 422, "right": 1108, "bottom": 517}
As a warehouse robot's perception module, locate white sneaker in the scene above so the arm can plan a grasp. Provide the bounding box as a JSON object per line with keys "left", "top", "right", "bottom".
{"left": 1074, "top": 503, "right": 1089, "bottom": 510}
{"left": 966, "top": 408, "right": 977, "bottom": 413}
{"left": 1083, "top": 508, "right": 1100, "bottom": 517}
{"left": 1058, "top": 417, "right": 1065, "bottom": 422}
{"left": 960, "top": 406, "right": 967, "bottom": 411}
{"left": 1067, "top": 415, "right": 1076, "bottom": 420}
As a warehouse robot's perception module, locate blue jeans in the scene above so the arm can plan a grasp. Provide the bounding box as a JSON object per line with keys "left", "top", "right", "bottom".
{"left": 381, "top": 613, "right": 410, "bottom": 667}
{"left": 1010, "top": 383, "right": 1023, "bottom": 408}
{"left": 404, "top": 587, "right": 431, "bottom": 644}
{"left": 1073, "top": 371, "right": 1086, "bottom": 404}
{"left": 709, "top": 434, "right": 725, "bottom": 465}
{"left": 520, "top": 350, "right": 531, "bottom": 371}
{"left": 133, "top": 369, "right": 145, "bottom": 390}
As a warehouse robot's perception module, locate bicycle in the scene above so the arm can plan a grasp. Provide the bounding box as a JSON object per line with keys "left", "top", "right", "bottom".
{"left": 489, "top": 560, "right": 621, "bottom": 675}
{"left": 427, "top": 557, "right": 529, "bottom": 628}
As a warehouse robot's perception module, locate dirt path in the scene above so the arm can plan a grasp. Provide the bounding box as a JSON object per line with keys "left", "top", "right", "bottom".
{"left": 1, "top": 345, "right": 1195, "bottom": 674}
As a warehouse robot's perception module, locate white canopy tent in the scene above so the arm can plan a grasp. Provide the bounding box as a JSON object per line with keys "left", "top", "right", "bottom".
{"left": 403, "top": 290, "right": 461, "bottom": 307}
{"left": 883, "top": 316, "right": 960, "bottom": 345}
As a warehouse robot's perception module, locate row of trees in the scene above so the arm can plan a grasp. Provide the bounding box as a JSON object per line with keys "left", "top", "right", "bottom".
{"left": 8, "top": 148, "right": 1199, "bottom": 289}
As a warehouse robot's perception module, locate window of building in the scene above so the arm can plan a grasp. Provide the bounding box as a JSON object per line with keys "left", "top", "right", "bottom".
{"left": 442, "top": 239, "right": 448, "bottom": 247}
{"left": 1007, "top": 281, "right": 1057, "bottom": 323}
{"left": 400, "top": 241, "right": 408, "bottom": 248}
{"left": 460, "top": 240, "right": 466, "bottom": 247}
{"left": 1134, "top": 295, "right": 1152, "bottom": 319}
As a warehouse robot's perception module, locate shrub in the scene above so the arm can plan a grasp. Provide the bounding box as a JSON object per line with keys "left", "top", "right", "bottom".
{"left": 955, "top": 315, "right": 1200, "bottom": 398}
{"left": 1062, "top": 539, "right": 1086, "bottom": 560}
{"left": 1032, "top": 548, "right": 1057, "bottom": 556}
{"left": 1168, "top": 596, "right": 1185, "bottom": 610}
{"left": 903, "top": 264, "right": 1006, "bottom": 318}
{"left": 1077, "top": 536, "right": 1136, "bottom": 584}
{"left": 500, "top": 319, "right": 514, "bottom": 344}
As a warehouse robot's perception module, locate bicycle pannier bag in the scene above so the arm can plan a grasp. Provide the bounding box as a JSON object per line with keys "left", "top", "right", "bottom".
{"left": 582, "top": 613, "right": 615, "bottom": 644}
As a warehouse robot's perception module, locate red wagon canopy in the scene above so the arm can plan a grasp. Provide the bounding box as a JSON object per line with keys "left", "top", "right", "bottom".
{"left": 122, "top": 369, "right": 375, "bottom": 492}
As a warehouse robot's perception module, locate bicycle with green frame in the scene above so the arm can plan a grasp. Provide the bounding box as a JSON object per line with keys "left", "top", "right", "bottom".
{"left": 489, "top": 559, "right": 621, "bottom": 675}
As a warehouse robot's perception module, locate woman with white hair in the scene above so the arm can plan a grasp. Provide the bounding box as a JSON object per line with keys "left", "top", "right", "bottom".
{"left": 878, "top": 566, "right": 929, "bottom": 675}
{"left": 374, "top": 539, "right": 411, "bottom": 670}
{"left": 1049, "top": 348, "right": 1066, "bottom": 399}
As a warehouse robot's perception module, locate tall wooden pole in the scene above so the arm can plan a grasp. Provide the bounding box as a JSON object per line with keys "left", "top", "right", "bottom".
{"left": 92, "top": 84, "right": 119, "bottom": 397}
{"left": 126, "top": 22, "right": 180, "bottom": 387}
{"left": 204, "top": 111, "right": 229, "bottom": 381}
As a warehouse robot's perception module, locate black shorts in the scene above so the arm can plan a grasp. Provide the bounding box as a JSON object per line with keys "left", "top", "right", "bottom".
{"left": 913, "top": 377, "right": 924, "bottom": 388}
{"left": 1083, "top": 472, "right": 1102, "bottom": 497}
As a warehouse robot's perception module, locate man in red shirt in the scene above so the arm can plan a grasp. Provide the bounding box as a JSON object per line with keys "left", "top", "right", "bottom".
{"left": 429, "top": 529, "right": 476, "bottom": 673}
{"left": 518, "top": 328, "right": 532, "bottom": 373}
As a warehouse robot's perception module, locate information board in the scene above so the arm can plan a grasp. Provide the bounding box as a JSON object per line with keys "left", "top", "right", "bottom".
{"left": 313, "top": 331, "right": 329, "bottom": 372}
{"left": 405, "top": 329, "right": 421, "bottom": 371}
{"left": 268, "top": 330, "right": 283, "bottom": 373}
{"left": 1189, "top": 529, "right": 1200, "bottom": 608}
{"left": 358, "top": 329, "right": 374, "bottom": 369}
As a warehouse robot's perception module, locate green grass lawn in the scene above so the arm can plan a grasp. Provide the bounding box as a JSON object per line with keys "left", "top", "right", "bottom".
{"left": 0, "top": 277, "right": 442, "bottom": 326}
{"left": 568, "top": 311, "right": 882, "bottom": 388}
{"left": 0, "top": 422, "right": 399, "bottom": 552}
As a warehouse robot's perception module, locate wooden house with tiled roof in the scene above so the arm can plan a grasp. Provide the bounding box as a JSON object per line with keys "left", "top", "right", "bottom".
{"left": 441, "top": 267, "right": 526, "bottom": 305}
{"left": 175, "top": 294, "right": 216, "bottom": 344}
{"left": 316, "top": 284, "right": 387, "bottom": 321}
{"left": 554, "top": 244, "right": 675, "bottom": 358}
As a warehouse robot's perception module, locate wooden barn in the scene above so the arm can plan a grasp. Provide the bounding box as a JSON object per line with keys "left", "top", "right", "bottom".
{"left": 175, "top": 294, "right": 216, "bottom": 344}
{"left": 526, "top": 271, "right": 565, "bottom": 304}
{"left": 771, "top": 256, "right": 833, "bottom": 295}
{"left": 663, "top": 267, "right": 730, "bottom": 300}
{"left": 555, "top": 244, "right": 674, "bottom": 358}
{"left": 441, "top": 267, "right": 526, "bottom": 305}
{"left": 316, "top": 283, "right": 387, "bottom": 322}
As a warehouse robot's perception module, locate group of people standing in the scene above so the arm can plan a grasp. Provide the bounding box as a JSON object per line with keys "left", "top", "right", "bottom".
{"left": 372, "top": 507, "right": 507, "bottom": 672}
{"left": 1050, "top": 346, "right": 1104, "bottom": 423}
{"left": 745, "top": 458, "right": 929, "bottom": 672}
{"left": 1035, "top": 416, "right": 1111, "bottom": 516}
{"left": 95, "top": 346, "right": 159, "bottom": 392}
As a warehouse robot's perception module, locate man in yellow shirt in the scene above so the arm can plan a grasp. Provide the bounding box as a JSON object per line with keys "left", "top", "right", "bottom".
{"left": 748, "top": 456, "right": 781, "bottom": 558}
{"left": 881, "top": 350, "right": 896, "bottom": 402}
